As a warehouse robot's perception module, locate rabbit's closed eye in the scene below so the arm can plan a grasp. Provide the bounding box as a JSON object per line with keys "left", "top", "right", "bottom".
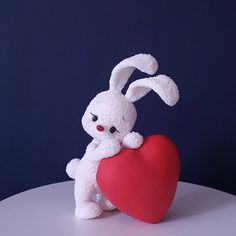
{"left": 90, "top": 112, "right": 98, "bottom": 122}
{"left": 110, "top": 126, "right": 119, "bottom": 133}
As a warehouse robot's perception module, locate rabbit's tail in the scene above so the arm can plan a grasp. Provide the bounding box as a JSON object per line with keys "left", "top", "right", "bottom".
{"left": 66, "top": 158, "right": 80, "bottom": 179}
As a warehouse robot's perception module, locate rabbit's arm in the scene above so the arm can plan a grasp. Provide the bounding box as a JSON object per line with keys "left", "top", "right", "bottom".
{"left": 85, "top": 139, "right": 99, "bottom": 153}
{"left": 122, "top": 131, "right": 143, "bottom": 149}
{"left": 85, "top": 139, "right": 121, "bottom": 162}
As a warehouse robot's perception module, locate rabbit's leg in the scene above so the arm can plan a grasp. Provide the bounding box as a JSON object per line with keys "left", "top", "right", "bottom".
{"left": 96, "top": 192, "right": 116, "bottom": 211}
{"left": 74, "top": 180, "right": 103, "bottom": 219}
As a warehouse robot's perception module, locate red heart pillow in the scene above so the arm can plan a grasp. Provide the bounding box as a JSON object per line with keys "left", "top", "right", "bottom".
{"left": 97, "top": 135, "right": 180, "bottom": 223}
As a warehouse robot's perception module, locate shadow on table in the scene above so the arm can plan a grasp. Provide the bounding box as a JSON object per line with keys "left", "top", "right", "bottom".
{"left": 165, "top": 186, "right": 235, "bottom": 222}
{"left": 98, "top": 211, "right": 118, "bottom": 219}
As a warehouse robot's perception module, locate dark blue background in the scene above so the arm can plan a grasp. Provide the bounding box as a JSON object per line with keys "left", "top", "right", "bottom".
{"left": 0, "top": 0, "right": 235, "bottom": 200}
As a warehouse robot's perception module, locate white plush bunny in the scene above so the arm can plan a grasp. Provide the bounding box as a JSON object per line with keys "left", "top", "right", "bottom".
{"left": 66, "top": 53, "right": 179, "bottom": 219}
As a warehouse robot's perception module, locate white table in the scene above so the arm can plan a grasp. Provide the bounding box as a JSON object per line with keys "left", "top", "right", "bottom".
{"left": 0, "top": 181, "right": 235, "bottom": 236}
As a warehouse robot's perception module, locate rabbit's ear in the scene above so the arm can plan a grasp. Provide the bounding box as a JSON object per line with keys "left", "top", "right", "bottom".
{"left": 125, "top": 75, "right": 179, "bottom": 106}
{"left": 109, "top": 54, "right": 158, "bottom": 92}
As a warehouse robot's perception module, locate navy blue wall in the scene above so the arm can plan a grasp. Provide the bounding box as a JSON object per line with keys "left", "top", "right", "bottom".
{"left": 0, "top": 0, "right": 235, "bottom": 200}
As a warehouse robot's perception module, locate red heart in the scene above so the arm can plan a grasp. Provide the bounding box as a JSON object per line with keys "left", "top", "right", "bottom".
{"left": 97, "top": 135, "right": 180, "bottom": 223}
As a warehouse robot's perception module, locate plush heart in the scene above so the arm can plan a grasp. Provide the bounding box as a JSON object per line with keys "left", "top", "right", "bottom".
{"left": 96, "top": 135, "right": 180, "bottom": 223}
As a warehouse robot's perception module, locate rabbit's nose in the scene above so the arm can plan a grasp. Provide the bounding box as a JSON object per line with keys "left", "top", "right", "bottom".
{"left": 96, "top": 125, "right": 104, "bottom": 132}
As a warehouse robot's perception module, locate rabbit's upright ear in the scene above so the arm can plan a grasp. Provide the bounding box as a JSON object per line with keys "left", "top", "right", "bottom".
{"left": 125, "top": 75, "right": 179, "bottom": 106}
{"left": 109, "top": 54, "right": 158, "bottom": 92}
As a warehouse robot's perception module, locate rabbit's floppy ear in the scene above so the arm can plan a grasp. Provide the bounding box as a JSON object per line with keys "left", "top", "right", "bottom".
{"left": 125, "top": 75, "right": 179, "bottom": 106}
{"left": 109, "top": 54, "right": 158, "bottom": 92}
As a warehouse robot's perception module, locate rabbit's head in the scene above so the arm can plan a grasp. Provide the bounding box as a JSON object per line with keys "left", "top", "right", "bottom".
{"left": 81, "top": 54, "right": 179, "bottom": 142}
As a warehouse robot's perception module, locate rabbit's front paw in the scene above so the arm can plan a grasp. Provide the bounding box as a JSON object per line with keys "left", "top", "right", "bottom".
{"left": 96, "top": 139, "right": 121, "bottom": 159}
{"left": 122, "top": 132, "right": 143, "bottom": 149}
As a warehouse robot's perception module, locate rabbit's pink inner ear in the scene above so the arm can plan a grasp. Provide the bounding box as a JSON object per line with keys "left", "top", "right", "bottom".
{"left": 125, "top": 75, "right": 180, "bottom": 106}
{"left": 109, "top": 53, "right": 158, "bottom": 92}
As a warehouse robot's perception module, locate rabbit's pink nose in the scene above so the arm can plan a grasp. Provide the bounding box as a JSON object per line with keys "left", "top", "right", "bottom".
{"left": 96, "top": 125, "right": 104, "bottom": 132}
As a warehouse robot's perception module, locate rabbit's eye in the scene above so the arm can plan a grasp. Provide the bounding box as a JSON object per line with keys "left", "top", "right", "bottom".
{"left": 110, "top": 126, "right": 119, "bottom": 134}
{"left": 90, "top": 113, "right": 98, "bottom": 122}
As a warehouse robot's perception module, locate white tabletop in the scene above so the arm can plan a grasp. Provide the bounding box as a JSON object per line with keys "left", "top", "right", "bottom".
{"left": 0, "top": 181, "right": 235, "bottom": 236}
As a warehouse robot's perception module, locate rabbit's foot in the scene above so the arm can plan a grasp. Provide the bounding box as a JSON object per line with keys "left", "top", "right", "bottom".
{"left": 100, "top": 198, "right": 116, "bottom": 211}
{"left": 95, "top": 194, "right": 116, "bottom": 211}
{"left": 75, "top": 202, "right": 103, "bottom": 219}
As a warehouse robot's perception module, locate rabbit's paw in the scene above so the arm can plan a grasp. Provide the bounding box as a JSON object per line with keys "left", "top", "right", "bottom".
{"left": 122, "top": 132, "right": 143, "bottom": 149}
{"left": 66, "top": 158, "right": 80, "bottom": 179}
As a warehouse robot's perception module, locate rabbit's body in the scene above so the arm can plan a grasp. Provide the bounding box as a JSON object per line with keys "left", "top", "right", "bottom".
{"left": 66, "top": 53, "right": 179, "bottom": 219}
{"left": 67, "top": 138, "right": 122, "bottom": 218}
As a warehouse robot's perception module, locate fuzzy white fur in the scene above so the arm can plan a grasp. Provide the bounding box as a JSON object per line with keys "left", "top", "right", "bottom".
{"left": 109, "top": 54, "right": 158, "bottom": 92}
{"left": 66, "top": 53, "right": 180, "bottom": 219}
{"left": 126, "top": 75, "right": 179, "bottom": 106}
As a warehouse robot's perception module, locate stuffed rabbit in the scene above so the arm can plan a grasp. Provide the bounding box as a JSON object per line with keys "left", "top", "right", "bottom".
{"left": 66, "top": 53, "right": 179, "bottom": 219}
